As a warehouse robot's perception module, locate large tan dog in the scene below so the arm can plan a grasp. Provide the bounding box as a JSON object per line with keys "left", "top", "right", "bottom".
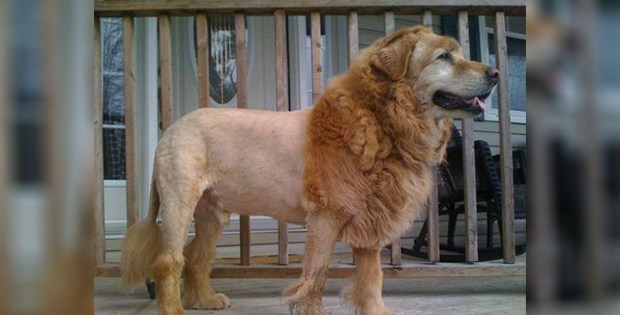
{"left": 121, "top": 26, "right": 497, "bottom": 315}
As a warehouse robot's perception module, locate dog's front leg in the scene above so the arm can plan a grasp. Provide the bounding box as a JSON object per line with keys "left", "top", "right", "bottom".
{"left": 283, "top": 214, "right": 342, "bottom": 315}
{"left": 342, "top": 247, "right": 393, "bottom": 315}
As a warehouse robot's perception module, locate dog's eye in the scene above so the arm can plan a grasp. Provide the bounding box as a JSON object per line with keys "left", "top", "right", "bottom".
{"left": 437, "top": 52, "right": 451, "bottom": 61}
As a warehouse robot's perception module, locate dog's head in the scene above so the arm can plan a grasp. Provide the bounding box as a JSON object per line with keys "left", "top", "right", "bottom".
{"left": 368, "top": 26, "right": 498, "bottom": 119}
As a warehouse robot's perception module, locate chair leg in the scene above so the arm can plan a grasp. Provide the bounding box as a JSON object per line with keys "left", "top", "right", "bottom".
{"left": 486, "top": 214, "right": 494, "bottom": 248}
{"left": 413, "top": 219, "right": 428, "bottom": 255}
{"left": 448, "top": 213, "right": 458, "bottom": 249}
{"left": 497, "top": 219, "right": 504, "bottom": 251}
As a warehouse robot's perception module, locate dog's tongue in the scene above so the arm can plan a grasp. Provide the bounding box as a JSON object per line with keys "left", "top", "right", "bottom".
{"left": 475, "top": 97, "right": 486, "bottom": 110}
{"left": 465, "top": 97, "right": 486, "bottom": 110}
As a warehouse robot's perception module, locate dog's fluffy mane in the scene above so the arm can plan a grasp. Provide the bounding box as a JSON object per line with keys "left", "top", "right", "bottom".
{"left": 302, "top": 26, "right": 453, "bottom": 248}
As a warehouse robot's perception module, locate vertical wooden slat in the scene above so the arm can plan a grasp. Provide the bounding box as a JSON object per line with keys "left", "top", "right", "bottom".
{"left": 94, "top": 17, "right": 105, "bottom": 265}
{"left": 423, "top": 9, "right": 439, "bottom": 264}
{"left": 494, "top": 12, "right": 515, "bottom": 264}
{"left": 275, "top": 10, "right": 289, "bottom": 265}
{"left": 123, "top": 16, "right": 138, "bottom": 228}
{"left": 458, "top": 11, "right": 478, "bottom": 263}
{"left": 579, "top": 0, "right": 604, "bottom": 299}
{"left": 159, "top": 15, "right": 173, "bottom": 130}
{"left": 427, "top": 168, "right": 440, "bottom": 263}
{"left": 240, "top": 215, "right": 251, "bottom": 266}
{"left": 277, "top": 221, "right": 289, "bottom": 265}
{"left": 235, "top": 14, "right": 248, "bottom": 109}
{"left": 235, "top": 14, "right": 251, "bottom": 266}
{"left": 347, "top": 11, "right": 358, "bottom": 66}
{"left": 422, "top": 11, "right": 433, "bottom": 27}
{"left": 384, "top": 10, "right": 401, "bottom": 266}
{"left": 274, "top": 10, "right": 289, "bottom": 113}
{"left": 196, "top": 13, "right": 210, "bottom": 108}
{"left": 310, "top": 12, "right": 322, "bottom": 103}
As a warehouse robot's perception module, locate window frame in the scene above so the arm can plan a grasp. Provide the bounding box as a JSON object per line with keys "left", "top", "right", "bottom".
{"left": 478, "top": 16, "right": 526, "bottom": 124}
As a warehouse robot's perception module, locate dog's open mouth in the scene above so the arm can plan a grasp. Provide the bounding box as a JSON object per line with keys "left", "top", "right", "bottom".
{"left": 433, "top": 90, "right": 492, "bottom": 113}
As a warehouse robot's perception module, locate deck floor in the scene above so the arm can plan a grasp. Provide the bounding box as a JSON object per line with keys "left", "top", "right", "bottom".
{"left": 95, "top": 274, "right": 526, "bottom": 314}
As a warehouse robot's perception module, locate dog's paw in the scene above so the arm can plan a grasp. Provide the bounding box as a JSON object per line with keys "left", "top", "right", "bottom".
{"left": 183, "top": 292, "right": 231, "bottom": 310}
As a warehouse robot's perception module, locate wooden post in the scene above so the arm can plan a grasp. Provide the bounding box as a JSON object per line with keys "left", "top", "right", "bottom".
{"left": 310, "top": 12, "right": 322, "bottom": 103}
{"left": 159, "top": 15, "right": 173, "bottom": 130}
{"left": 422, "top": 10, "right": 433, "bottom": 27}
{"left": 94, "top": 17, "right": 106, "bottom": 266}
{"left": 384, "top": 10, "right": 401, "bottom": 266}
{"left": 235, "top": 14, "right": 248, "bottom": 109}
{"left": 458, "top": 11, "right": 478, "bottom": 263}
{"left": 240, "top": 215, "right": 251, "bottom": 266}
{"left": 196, "top": 13, "right": 210, "bottom": 108}
{"left": 494, "top": 12, "right": 515, "bottom": 264}
{"left": 235, "top": 14, "right": 251, "bottom": 266}
{"left": 275, "top": 10, "right": 289, "bottom": 265}
{"left": 123, "top": 16, "right": 138, "bottom": 228}
{"left": 427, "top": 167, "right": 440, "bottom": 263}
{"left": 347, "top": 11, "right": 358, "bottom": 66}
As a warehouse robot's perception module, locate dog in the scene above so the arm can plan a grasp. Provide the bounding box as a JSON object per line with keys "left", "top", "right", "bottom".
{"left": 121, "top": 25, "right": 497, "bottom": 315}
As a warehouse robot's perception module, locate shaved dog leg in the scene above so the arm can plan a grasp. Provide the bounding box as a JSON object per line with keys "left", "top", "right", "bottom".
{"left": 151, "top": 176, "right": 204, "bottom": 315}
{"left": 183, "top": 197, "right": 231, "bottom": 310}
{"left": 283, "top": 214, "right": 342, "bottom": 315}
{"left": 342, "top": 248, "right": 393, "bottom": 315}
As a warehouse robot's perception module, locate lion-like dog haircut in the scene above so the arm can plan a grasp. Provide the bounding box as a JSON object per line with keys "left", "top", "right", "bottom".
{"left": 121, "top": 26, "right": 497, "bottom": 315}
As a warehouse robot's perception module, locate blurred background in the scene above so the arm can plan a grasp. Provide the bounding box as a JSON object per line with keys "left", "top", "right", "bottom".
{"left": 0, "top": 0, "right": 619, "bottom": 314}
{"left": 527, "top": 0, "right": 620, "bottom": 314}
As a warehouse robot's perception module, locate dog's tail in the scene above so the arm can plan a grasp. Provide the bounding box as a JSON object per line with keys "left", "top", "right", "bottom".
{"left": 120, "top": 174, "right": 162, "bottom": 292}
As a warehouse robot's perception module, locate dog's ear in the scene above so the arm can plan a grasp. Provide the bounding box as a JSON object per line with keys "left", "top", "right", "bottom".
{"left": 371, "top": 36, "right": 415, "bottom": 80}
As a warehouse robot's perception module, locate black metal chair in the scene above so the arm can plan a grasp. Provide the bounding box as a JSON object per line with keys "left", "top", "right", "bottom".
{"left": 411, "top": 125, "right": 526, "bottom": 257}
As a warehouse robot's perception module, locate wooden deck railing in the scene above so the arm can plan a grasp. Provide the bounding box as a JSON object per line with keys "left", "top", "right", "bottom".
{"left": 94, "top": 0, "right": 526, "bottom": 277}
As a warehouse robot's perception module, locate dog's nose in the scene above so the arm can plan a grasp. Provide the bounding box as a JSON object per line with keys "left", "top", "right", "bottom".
{"left": 486, "top": 67, "right": 499, "bottom": 81}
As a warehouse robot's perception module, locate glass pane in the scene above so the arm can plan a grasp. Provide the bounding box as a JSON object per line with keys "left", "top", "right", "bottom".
{"left": 103, "top": 128, "right": 126, "bottom": 180}
{"left": 193, "top": 16, "right": 244, "bottom": 106}
{"left": 103, "top": 74, "right": 125, "bottom": 125}
{"left": 101, "top": 17, "right": 126, "bottom": 180}
{"left": 488, "top": 35, "right": 526, "bottom": 112}
{"left": 507, "top": 16, "right": 526, "bottom": 34}
{"left": 485, "top": 16, "right": 526, "bottom": 35}
{"left": 102, "top": 18, "right": 124, "bottom": 73}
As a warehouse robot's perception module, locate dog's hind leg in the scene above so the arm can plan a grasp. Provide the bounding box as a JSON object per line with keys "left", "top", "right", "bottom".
{"left": 151, "top": 173, "right": 205, "bottom": 315}
{"left": 283, "top": 214, "right": 343, "bottom": 315}
{"left": 182, "top": 196, "right": 231, "bottom": 310}
{"left": 342, "top": 247, "right": 393, "bottom": 315}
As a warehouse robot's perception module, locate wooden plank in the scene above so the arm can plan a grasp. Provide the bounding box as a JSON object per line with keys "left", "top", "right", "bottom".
{"left": 274, "top": 10, "right": 289, "bottom": 265}
{"left": 95, "top": 1, "right": 527, "bottom": 17}
{"left": 427, "top": 168, "right": 440, "bottom": 263}
{"left": 310, "top": 12, "right": 322, "bottom": 103}
{"left": 95, "top": 261, "right": 526, "bottom": 278}
{"left": 196, "top": 13, "right": 210, "bottom": 108}
{"left": 383, "top": 12, "right": 401, "bottom": 266}
{"left": 274, "top": 10, "right": 289, "bottom": 112}
{"left": 389, "top": 237, "right": 402, "bottom": 266}
{"left": 278, "top": 221, "right": 289, "bottom": 265}
{"left": 422, "top": 10, "right": 433, "bottom": 27}
{"left": 458, "top": 11, "right": 478, "bottom": 263}
{"left": 159, "top": 15, "right": 173, "bottom": 130}
{"left": 347, "top": 11, "right": 359, "bottom": 65}
{"left": 494, "top": 11, "right": 515, "bottom": 264}
{"left": 240, "top": 215, "right": 251, "bottom": 266}
{"left": 123, "top": 16, "right": 138, "bottom": 228}
{"left": 235, "top": 14, "right": 251, "bottom": 266}
{"left": 384, "top": 11, "right": 395, "bottom": 34}
{"left": 94, "top": 17, "right": 106, "bottom": 266}
{"left": 235, "top": 14, "right": 248, "bottom": 109}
